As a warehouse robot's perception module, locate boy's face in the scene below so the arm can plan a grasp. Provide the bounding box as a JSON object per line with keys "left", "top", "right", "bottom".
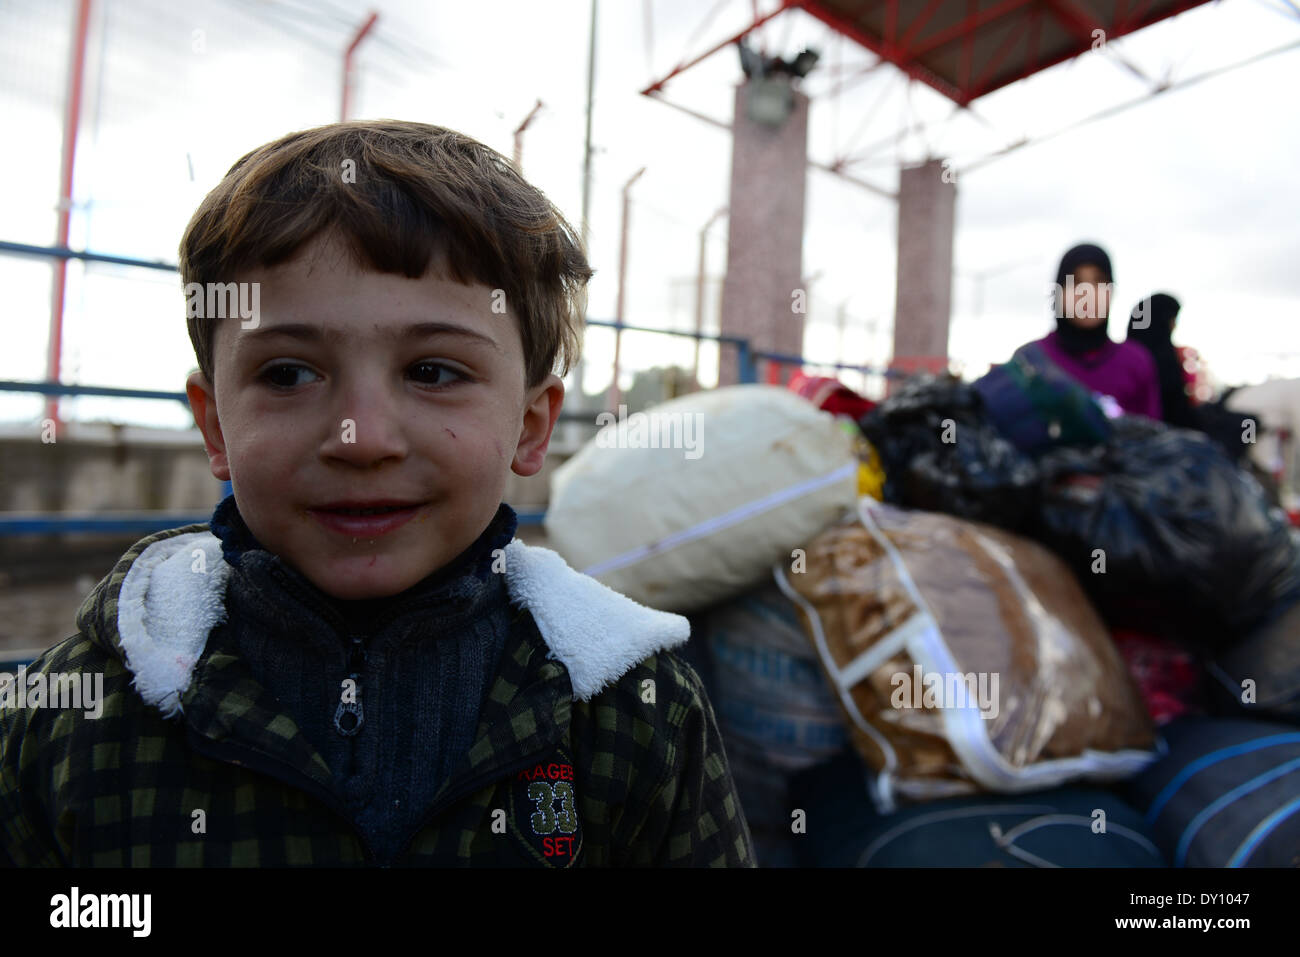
{"left": 186, "top": 232, "right": 563, "bottom": 600}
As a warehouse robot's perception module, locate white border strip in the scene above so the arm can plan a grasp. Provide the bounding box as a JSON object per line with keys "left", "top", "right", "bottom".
{"left": 774, "top": 561, "right": 900, "bottom": 786}
{"left": 838, "top": 612, "right": 933, "bottom": 689}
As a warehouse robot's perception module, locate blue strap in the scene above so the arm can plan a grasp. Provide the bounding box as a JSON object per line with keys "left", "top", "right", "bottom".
{"left": 1228, "top": 795, "right": 1300, "bottom": 867}
{"left": 1173, "top": 756, "right": 1300, "bottom": 866}
{"left": 1144, "top": 733, "right": 1300, "bottom": 825}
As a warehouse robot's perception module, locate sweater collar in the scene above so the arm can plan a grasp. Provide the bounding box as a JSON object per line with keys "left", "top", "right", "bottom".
{"left": 209, "top": 495, "right": 519, "bottom": 640}
{"left": 85, "top": 526, "right": 691, "bottom": 716}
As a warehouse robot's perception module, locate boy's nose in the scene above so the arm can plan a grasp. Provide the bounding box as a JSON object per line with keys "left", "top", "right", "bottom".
{"left": 320, "top": 382, "right": 410, "bottom": 466}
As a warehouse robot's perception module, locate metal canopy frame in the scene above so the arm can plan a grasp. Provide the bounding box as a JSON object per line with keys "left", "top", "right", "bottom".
{"left": 637, "top": 0, "right": 1256, "bottom": 188}
{"left": 643, "top": 0, "right": 1215, "bottom": 106}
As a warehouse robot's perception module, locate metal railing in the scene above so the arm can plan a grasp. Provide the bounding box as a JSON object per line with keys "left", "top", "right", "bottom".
{"left": 1, "top": 241, "right": 897, "bottom": 538}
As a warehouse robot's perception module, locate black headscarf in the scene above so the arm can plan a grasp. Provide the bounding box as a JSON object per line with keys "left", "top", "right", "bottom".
{"left": 1127, "top": 293, "right": 1194, "bottom": 427}
{"left": 1126, "top": 292, "right": 1180, "bottom": 347}
{"left": 1052, "top": 243, "right": 1113, "bottom": 356}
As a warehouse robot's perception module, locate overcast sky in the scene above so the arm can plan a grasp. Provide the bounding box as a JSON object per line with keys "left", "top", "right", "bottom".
{"left": 1, "top": 0, "right": 1298, "bottom": 428}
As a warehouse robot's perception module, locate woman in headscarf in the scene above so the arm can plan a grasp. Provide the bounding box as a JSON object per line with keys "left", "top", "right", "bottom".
{"left": 1025, "top": 243, "right": 1162, "bottom": 419}
{"left": 1127, "top": 293, "right": 1195, "bottom": 428}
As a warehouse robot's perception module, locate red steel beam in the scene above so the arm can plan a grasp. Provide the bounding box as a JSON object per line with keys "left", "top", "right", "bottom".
{"left": 1120, "top": 0, "right": 1160, "bottom": 33}
{"left": 969, "top": 12, "right": 1032, "bottom": 99}
{"left": 646, "top": 0, "right": 1215, "bottom": 110}
{"left": 801, "top": 0, "right": 965, "bottom": 102}
{"left": 806, "top": 0, "right": 1213, "bottom": 104}
{"left": 1123, "top": 0, "right": 1211, "bottom": 34}
{"left": 909, "top": 0, "right": 1037, "bottom": 59}
{"left": 898, "top": 0, "right": 950, "bottom": 50}
{"left": 644, "top": 91, "right": 733, "bottom": 130}
{"left": 1046, "top": 0, "right": 1156, "bottom": 87}
{"left": 966, "top": 0, "right": 1211, "bottom": 99}
{"left": 1025, "top": 2, "right": 1044, "bottom": 78}
{"left": 960, "top": 0, "right": 977, "bottom": 90}
{"left": 817, "top": 54, "right": 889, "bottom": 99}
{"left": 1042, "top": 0, "right": 1102, "bottom": 44}
{"left": 640, "top": 0, "right": 802, "bottom": 95}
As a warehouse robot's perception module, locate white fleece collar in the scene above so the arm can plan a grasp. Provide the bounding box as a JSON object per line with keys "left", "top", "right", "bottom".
{"left": 113, "top": 533, "right": 690, "bottom": 718}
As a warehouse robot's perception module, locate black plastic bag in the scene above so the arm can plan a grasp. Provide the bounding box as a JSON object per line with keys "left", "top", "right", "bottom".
{"left": 1190, "top": 397, "right": 1257, "bottom": 465}
{"left": 1035, "top": 416, "right": 1300, "bottom": 646}
{"left": 858, "top": 376, "right": 1040, "bottom": 532}
{"left": 1208, "top": 597, "right": 1300, "bottom": 724}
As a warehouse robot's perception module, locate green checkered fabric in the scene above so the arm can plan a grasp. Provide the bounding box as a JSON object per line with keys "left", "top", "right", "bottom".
{"left": 0, "top": 524, "right": 754, "bottom": 867}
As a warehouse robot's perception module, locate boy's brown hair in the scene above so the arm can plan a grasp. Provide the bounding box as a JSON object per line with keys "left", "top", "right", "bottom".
{"left": 179, "top": 119, "right": 591, "bottom": 391}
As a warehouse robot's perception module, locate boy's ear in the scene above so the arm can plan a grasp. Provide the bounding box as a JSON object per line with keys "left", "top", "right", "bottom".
{"left": 512, "top": 374, "right": 564, "bottom": 478}
{"left": 186, "top": 371, "right": 231, "bottom": 482}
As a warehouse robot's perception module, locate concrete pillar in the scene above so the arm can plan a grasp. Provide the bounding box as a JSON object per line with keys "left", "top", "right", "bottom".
{"left": 890, "top": 159, "right": 955, "bottom": 380}
{"left": 718, "top": 79, "right": 809, "bottom": 386}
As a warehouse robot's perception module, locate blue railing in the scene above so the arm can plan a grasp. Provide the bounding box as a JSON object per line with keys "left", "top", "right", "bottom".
{"left": 0, "top": 239, "right": 179, "bottom": 272}
{"left": 1, "top": 241, "right": 897, "bottom": 539}
{"left": 0, "top": 379, "right": 190, "bottom": 404}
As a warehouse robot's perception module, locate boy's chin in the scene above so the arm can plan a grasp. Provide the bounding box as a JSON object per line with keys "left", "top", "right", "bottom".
{"left": 299, "top": 555, "right": 441, "bottom": 601}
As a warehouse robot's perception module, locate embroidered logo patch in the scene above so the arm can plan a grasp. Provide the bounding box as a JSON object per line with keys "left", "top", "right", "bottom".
{"left": 509, "top": 757, "right": 582, "bottom": 866}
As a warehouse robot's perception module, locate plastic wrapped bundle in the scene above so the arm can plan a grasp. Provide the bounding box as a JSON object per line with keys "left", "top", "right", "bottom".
{"left": 546, "top": 385, "right": 858, "bottom": 613}
{"left": 776, "top": 498, "right": 1156, "bottom": 810}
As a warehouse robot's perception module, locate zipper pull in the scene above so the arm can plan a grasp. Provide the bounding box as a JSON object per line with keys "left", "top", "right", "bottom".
{"left": 334, "top": 636, "right": 366, "bottom": 737}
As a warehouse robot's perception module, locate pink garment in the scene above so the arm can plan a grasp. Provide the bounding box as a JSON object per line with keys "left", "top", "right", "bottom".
{"left": 1036, "top": 331, "right": 1163, "bottom": 420}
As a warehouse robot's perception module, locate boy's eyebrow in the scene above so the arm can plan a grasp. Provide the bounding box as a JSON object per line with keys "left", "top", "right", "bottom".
{"left": 239, "top": 321, "right": 500, "bottom": 350}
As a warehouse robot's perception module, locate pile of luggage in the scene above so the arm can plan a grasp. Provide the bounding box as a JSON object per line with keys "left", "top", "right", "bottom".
{"left": 545, "top": 371, "right": 1300, "bottom": 868}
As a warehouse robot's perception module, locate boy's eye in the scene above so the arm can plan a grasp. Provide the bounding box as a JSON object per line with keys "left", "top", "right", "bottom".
{"left": 409, "top": 362, "right": 466, "bottom": 388}
{"left": 259, "top": 363, "right": 319, "bottom": 390}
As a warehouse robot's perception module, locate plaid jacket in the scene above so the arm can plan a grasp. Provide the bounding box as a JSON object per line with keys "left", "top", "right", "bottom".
{"left": 0, "top": 523, "right": 754, "bottom": 867}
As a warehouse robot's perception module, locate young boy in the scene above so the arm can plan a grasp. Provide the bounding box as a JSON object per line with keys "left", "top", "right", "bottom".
{"left": 0, "top": 120, "right": 755, "bottom": 867}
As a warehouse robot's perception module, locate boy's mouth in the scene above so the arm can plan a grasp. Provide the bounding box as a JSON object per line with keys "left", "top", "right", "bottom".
{"left": 308, "top": 500, "right": 426, "bottom": 537}
{"left": 320, "top": 505, "right": 414, "bottom": 516}
{"left": 314, "top": 499, "right": 424, "bottom": 514}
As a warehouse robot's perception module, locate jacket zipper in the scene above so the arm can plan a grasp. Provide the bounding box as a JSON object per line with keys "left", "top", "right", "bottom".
{"left": 183, "top": 727, "right": 384, "bottom": 864}
{"left": 188, "top": 630, "right": 566, "bottom": 864}
{"left": 334, "top": 636, "right": 365, "bottom": 737}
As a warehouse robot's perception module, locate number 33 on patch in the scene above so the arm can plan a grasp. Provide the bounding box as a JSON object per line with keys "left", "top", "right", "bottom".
{"left": 509, "top": 758, "right": 583, "bottom": 866}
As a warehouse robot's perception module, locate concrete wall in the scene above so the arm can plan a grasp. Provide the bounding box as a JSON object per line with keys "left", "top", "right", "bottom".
{"left": 0, "top": 423, "right": 569, "bottom": 584}
{"left": 0, "top": 424, "right": 221, "bottom": 514}
{"left": 0, "top": 422, "right": 566, "bottom": 514}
